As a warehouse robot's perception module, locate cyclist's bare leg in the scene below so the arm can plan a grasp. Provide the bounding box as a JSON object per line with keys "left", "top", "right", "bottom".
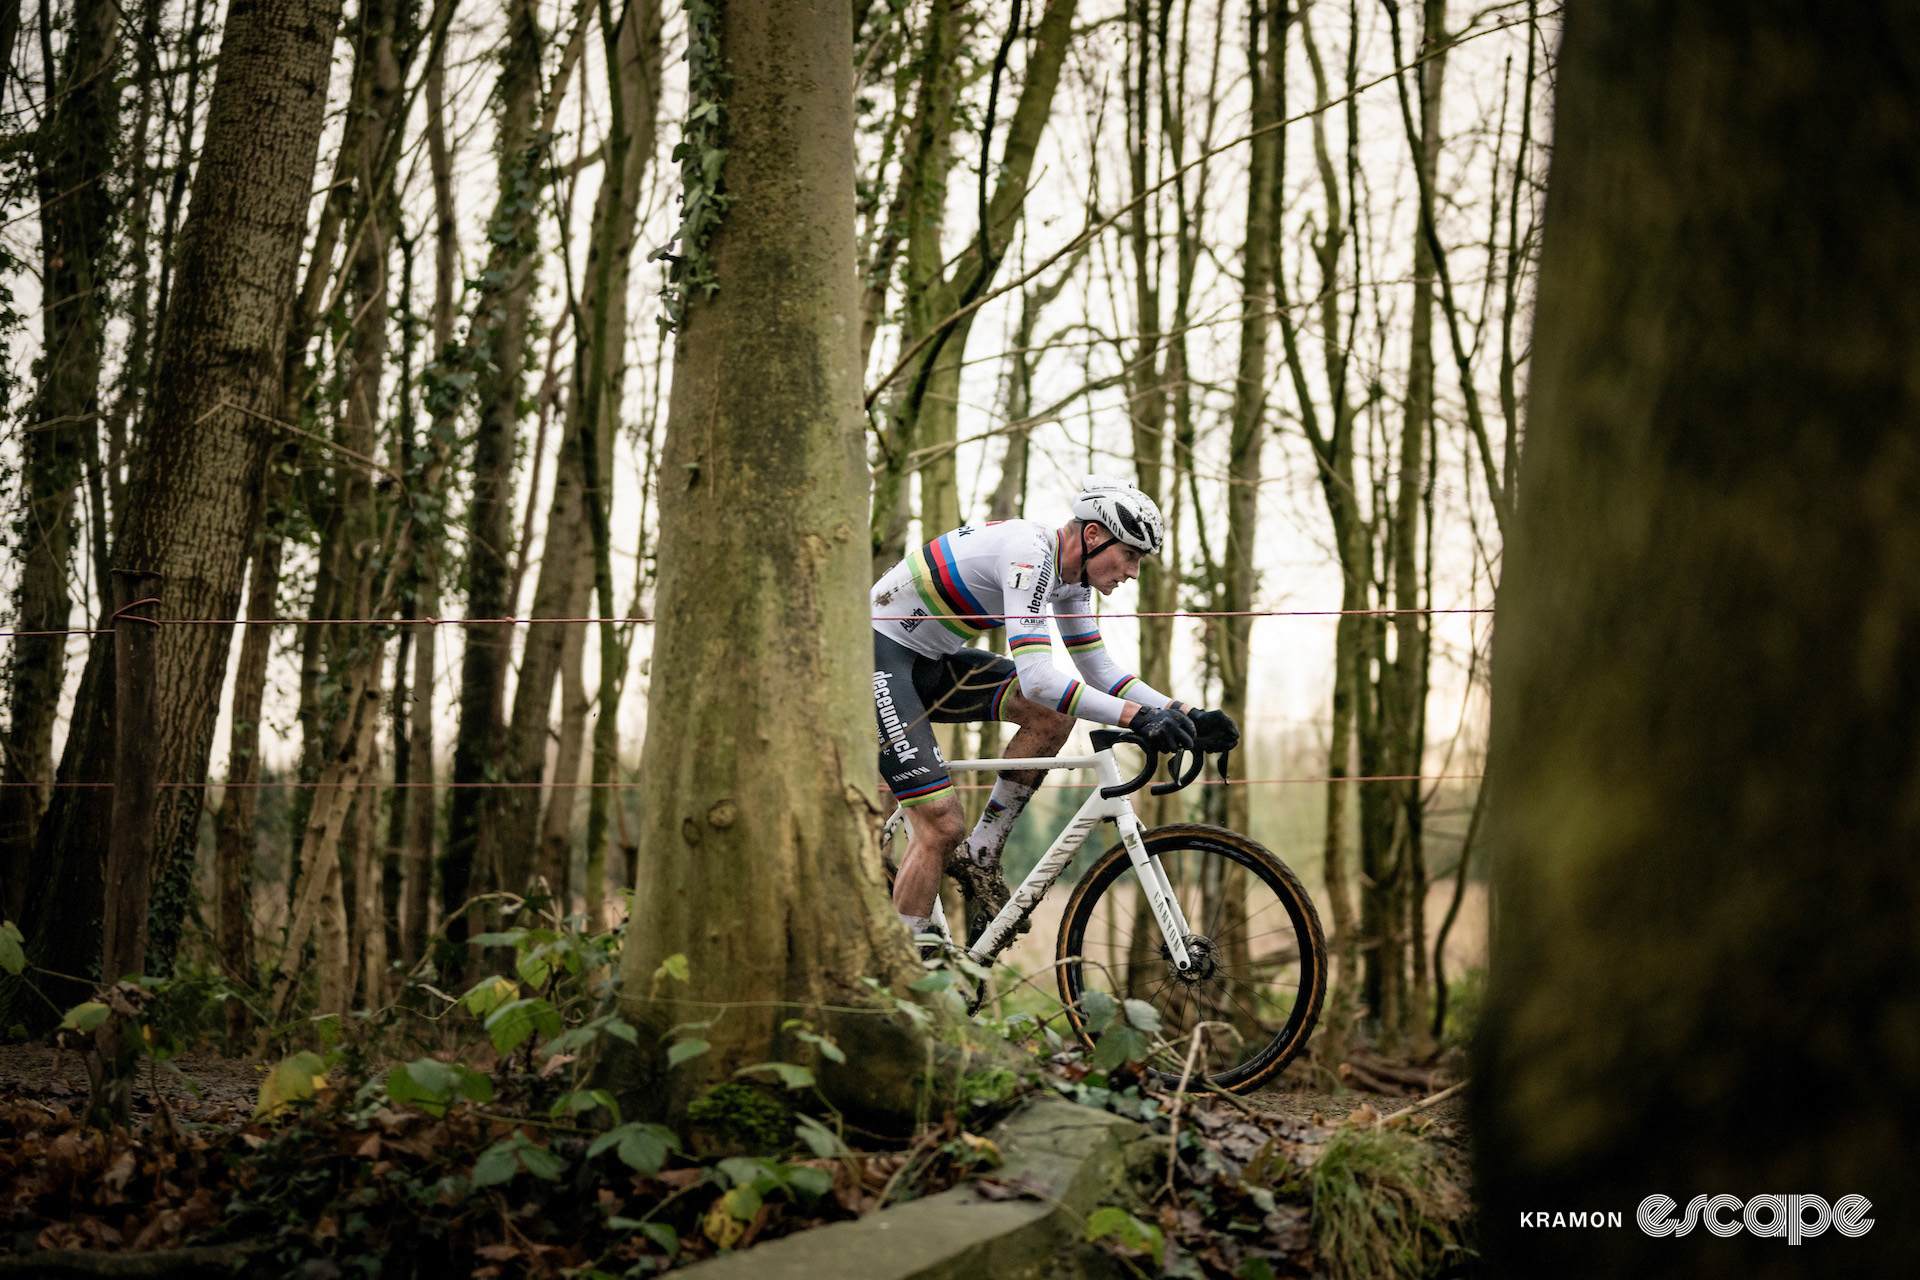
{"left": 892, "top": 793, "right": 966, "bottom": 922}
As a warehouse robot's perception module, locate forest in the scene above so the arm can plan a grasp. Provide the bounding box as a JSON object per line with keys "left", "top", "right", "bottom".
{"left": 1, "top": 0, "right": 1915, "bottom": 1276}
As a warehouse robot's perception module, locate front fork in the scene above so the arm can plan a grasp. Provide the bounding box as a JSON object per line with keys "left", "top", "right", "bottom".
{"left": 1114, "top": 809, "right": 1195, "bottom": 970}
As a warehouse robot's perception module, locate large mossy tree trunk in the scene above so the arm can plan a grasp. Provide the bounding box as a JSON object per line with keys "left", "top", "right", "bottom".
{"left": 14, "top": 0, "right": 345, "bottom": 1009}
{"left": 617, "top": 0, "right": 937, "bottom": 1132}
{"left": 1473, "top": 3, "right": 1920, "bottom": 1273}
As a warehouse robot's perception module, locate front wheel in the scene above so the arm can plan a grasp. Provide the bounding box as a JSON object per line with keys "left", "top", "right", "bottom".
{"left": 1056, "top": 823, "right": 1326, "bottom": 1093}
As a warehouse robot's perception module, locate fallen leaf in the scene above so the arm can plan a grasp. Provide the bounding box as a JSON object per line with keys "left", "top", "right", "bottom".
{"left": 356, "top": 1134, "right": 382, "bottom": 1158}
{"left": 973, "top": 1173, "right": 1047, "bottom": 1201}
{"left": 703, "top": 1197, "right": 746, "bottom": 1249}
{"left": 475, "top": 1243, "right": 521, "bottom": 1261}
{"left": 102, "top": 1149, "right": 137, "bottom": 1192}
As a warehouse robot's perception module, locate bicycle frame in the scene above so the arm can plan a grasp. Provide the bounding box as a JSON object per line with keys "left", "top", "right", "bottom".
{"left": 917, "top": 745, "right": 1198, "bottom": 971}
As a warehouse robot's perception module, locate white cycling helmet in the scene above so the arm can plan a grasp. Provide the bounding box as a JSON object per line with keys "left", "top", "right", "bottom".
{"left": 1071, "top": 475, "right": 1165, "bottom": 557}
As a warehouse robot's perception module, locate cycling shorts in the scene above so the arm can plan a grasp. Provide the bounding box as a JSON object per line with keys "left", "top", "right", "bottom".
{"left": 873, "top": 631, "right": 1019, "bottom": 808}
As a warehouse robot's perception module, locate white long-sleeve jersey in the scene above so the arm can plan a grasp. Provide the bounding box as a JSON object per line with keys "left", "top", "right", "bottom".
{"left": 870, "top": 520, "right": 1174, "bottom": 726}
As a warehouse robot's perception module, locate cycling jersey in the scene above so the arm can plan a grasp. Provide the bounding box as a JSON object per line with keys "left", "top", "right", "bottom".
{"left": 871, "top": 520, "right": 1173, "bottom": 729}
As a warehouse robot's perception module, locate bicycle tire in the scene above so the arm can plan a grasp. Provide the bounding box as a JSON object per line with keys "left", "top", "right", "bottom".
{"left": 1055, "top": 823, "right": 1326, "bottom": 1093}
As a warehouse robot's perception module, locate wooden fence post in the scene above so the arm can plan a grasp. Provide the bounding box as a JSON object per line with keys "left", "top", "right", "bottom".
{"left": 101, "top": 569, "right": 163, "bottom": 982}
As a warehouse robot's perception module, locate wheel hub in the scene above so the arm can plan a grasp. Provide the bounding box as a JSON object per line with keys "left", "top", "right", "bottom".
{"left": 1161, "top": 934, "right": 1218, "bottom": 983}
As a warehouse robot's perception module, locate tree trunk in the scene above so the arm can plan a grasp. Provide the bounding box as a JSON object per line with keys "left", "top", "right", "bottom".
{"left": 213, "top": 526, "right": 284, "bottom": 1046}
{"left": 1124, "top": 0, "right": 1175, "bottom": 826}
{"left": 1, "top": 0, "right": 120, "bottom": 918}
{"left": 399, "top": 29, "right": 460, "bottom": 964}
{"left": 16, "top": 0, "right": 346, "bottom": 1009}
{"left": 1206, "top": 0, "right": 1285, "bottom": 1044}
{"left": 534, "top": 568, "right": 592, "bottom": 904}
{"left": 442, "top": 0, "right": 546, "bottom": 962}
{"left": 496, "top": 0, "right": 663, "bottom": 893}
{"left": 616, "top": 0, "right": 939, "bottom": 1130}
{"left": 1474, "top": 4, "right": 1920, "bottom": 1272}
{"left": 1220, "top": 0, "right": 1283, "bottom": 843}
{"left": 869, "top": 0, "right": 1077, "bottom": 577}
{"left": 1392, "top": 0, "right": 1446, "bottom": 1053}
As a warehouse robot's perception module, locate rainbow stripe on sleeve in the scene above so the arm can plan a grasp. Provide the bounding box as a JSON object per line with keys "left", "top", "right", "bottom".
{"left": 1054, "top": 680, "right": 1085, "bottom": 716}
{"left": 906, "top": 535, "right": 997, "bottom": 637}
{"left": 1106, "top": 675, "right": 1140, "bottom": 698}
{"left": 1060, "top": 627, "right": 1104, "bottom": 654}
{"left": 1008, "top": 632, "right": 1050, "bottom": 654}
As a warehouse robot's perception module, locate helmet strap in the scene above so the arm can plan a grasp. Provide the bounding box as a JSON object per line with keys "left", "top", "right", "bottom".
{"left": 1079, "top": 525, "right": 1123, "bottom": 588}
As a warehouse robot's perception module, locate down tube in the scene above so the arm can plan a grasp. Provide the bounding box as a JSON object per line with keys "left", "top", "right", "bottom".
{"left": 968, "top": 801, "right": 1106, "bottom": 961}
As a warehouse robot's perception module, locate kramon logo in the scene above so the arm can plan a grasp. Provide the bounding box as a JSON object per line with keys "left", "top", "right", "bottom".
{"left": 1637, "top": 1194, "right": 1874, "bottom": 1243}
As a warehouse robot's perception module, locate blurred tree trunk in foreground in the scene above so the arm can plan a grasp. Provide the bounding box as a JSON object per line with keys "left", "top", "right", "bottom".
{"left": 1474, "top": 3, "right": 1920, "bottom": 1274}
{"left": 617, "top": 0, "right": 941, "bottom": 1132}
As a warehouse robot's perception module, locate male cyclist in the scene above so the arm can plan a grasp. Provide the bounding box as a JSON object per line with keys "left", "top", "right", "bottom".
{"left": 871, "top": 476, "right": 1240, "bottom": 941}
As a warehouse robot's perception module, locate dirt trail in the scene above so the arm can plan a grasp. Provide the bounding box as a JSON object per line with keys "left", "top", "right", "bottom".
{"left": 0, "top": 1045, "right": 260, "bottom": 1120}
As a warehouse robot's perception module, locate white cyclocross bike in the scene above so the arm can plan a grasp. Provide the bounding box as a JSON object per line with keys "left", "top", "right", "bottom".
{"left": 885, "top": 729, "right": 1326, "bottom": 1093}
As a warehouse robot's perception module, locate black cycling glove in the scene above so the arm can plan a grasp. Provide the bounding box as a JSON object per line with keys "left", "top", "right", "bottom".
{"left": 1190, "top": 708, "right": 1241, "bottom": 753}
{"left": 1129, "top": 706, "right": 1196, "bottom": 755}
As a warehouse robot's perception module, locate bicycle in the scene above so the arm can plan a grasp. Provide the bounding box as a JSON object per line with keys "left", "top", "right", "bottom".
{"left": 883, "top": 730, "right": 1326, "bottom": 1093}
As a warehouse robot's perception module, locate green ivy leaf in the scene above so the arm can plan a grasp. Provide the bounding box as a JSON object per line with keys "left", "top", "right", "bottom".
{"left": 597, "top": 1016, "right": 640, "bottom": 1045}
{"left": 1090, "top": 1025, "right": 1150, "bottom": 1072}
{"left": 654, "top": 954, "right": 690, "bottom": 984}
{"left": 667, "top": 1038, "right": 710, "bottom": 1068}
{"left": 0, "top": 922, "right": 25, "bottom": 977}
{"left": 485, "top": 997, "right": 561, "bottom": 1057}
{"left": 1086, "top": 1206, "right": 1165, "bottom": 1264}
{"left": 608, "top": 1219, "right": 679, "bottom": 1255}
{"left": 735, "top": 1061, "right": 814, "bottom": 1090}
{"left": 471, "top": 1140, "right": 521, "bottom": 1187}
{"left": 793, "top": 1113, "right": 850, "bottom": 1158}
{"left": 454, "top": 1065, "right": 495, "bottom": 1104}
{"left": 462, "top": 975, "right": 519, "bottom": 1018}
{"left": 60, "top": 1001, "right": 109, "bottom": 1034}
{"left": 909, "top": 970, "right": 953, "bottom": 994}
{"left": 519, "top": 1143, "right": 565, "bottom": 1181}
{"left": 1121, "top": 999, "right": 1163, "bottom": 1033}
{"left": 720, "top": 1184, "right": 761, "bottom": 1221}
{"left": 787, "top": 1166, "right": 833, "bottom": 1199}
{"left": 589, "top": 1122, "right": 680, "bottom": 1175}
{"left": 1080, "top": 989, "right": 1118, "bottom": 1034}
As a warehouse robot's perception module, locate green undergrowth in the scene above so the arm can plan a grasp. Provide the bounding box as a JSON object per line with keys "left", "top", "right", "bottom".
{"left": 1, "top": 913, "right": 1477, "bottom": 1278}
{"left": 1300, "top": 1125, "right": 1475, "bottom": 1280}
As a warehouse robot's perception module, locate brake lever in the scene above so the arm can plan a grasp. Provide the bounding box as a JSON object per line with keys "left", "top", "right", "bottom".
{"left": 1150, "top": 744, "right": 1206, "bottom": 796}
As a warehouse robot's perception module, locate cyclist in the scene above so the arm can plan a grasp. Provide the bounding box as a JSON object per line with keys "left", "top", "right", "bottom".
{"left": 872, "top": 476, "right": 1240, "bottom": 941}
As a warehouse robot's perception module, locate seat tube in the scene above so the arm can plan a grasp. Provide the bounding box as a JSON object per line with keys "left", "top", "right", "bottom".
{"left": 1114, "top": 808, "right": 1193, "bottom": 970}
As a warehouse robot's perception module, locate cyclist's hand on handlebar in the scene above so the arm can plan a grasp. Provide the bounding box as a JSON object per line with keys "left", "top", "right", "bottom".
{"left": 1190, "top": 708, "right": 1240, "bottom": 753}
{"left": 1129, "top": 706, "right": 1196, "bottom": 755}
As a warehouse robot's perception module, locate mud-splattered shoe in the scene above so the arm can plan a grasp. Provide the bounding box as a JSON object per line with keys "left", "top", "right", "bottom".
{"left": 950, "top": 856, "right": 1029, "bottom": 945}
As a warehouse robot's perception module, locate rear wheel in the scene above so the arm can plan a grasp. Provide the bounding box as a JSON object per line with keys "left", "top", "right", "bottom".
{"left": 1055, "top": 823, "right": 1326, "bottom": 1092}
